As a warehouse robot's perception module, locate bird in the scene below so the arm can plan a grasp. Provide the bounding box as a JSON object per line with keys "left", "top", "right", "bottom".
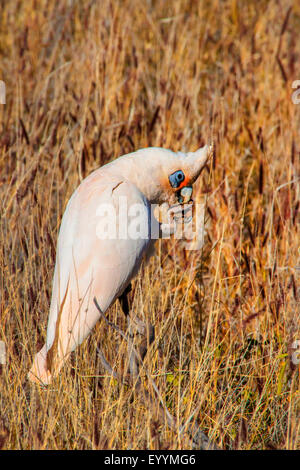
{"left": 28, "top": 144, "right": 212, "bottom": 385}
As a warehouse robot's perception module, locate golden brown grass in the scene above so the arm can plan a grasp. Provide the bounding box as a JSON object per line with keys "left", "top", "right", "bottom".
{"left": 0, "top": 0, "right": 299, "bottom": 450}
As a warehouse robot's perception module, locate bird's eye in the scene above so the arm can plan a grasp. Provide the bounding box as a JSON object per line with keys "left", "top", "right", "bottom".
{"left": 169, "top": 170, "right": 185, "bottom": 188}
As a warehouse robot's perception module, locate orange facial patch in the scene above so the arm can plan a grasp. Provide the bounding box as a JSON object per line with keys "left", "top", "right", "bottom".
{"left": 177, "top": 175, "right": 191, "bottom": 190}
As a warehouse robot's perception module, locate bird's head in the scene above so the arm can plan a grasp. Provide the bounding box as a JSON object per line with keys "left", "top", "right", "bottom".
{"left": 105, "top": 144, "right": 213, "bottom": 207}
{"left": 161, "top": 144, "right": 213, "bottom": 205}
{"left": 128, "top": 144, "right": 213, "bottom": 206}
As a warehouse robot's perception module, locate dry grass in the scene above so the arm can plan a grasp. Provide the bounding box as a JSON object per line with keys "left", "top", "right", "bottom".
{"left": 0, "top": 0, "right": 299, "bottom": 450}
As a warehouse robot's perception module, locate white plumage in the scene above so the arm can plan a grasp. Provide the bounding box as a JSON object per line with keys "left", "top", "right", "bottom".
{"left": 29, "top": 145, "right": 212, "bottom": 385}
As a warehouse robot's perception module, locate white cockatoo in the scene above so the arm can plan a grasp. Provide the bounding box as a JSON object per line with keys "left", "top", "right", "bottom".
{"left": 28, "top": 145, "right": 212, "bottom": 385}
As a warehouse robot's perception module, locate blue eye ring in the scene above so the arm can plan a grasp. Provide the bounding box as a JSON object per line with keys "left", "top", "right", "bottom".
{"left": 169, "top": 170, "right": 185, "bottom": 188}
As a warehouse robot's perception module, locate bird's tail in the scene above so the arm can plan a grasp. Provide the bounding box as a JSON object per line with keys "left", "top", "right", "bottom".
{"left": 28, "top": 344, "right": 52, "bottom": 385}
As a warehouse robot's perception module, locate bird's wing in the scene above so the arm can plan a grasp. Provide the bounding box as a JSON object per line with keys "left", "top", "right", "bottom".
{"left": 46, "top": 172, "right": 152, "bottom": 354}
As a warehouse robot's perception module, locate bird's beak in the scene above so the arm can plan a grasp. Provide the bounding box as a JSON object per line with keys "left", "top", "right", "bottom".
{"left": 177, "top": 186, "right": 193, "bottom": 204}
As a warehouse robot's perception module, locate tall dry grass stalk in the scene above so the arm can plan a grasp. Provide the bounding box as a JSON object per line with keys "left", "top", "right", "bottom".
{"left": 0, "top": 0, "right": 299, "bottom": 450}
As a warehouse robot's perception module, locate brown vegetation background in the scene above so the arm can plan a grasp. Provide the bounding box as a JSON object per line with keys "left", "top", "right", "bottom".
{"left": 0, "top": 0, "right": 299, "bottom": 450}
